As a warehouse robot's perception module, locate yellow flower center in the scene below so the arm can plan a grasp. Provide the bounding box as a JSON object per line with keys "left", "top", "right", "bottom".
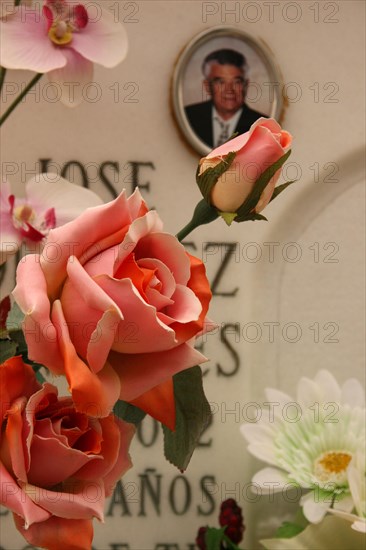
{"left": 13, "top": 205, "right": 36, "bottom": 225}
{"left": 49, "top": 21, "right": 73, "bottom": 45}
{"left": 314, "top": 451, "right": 352, "bottom": 485}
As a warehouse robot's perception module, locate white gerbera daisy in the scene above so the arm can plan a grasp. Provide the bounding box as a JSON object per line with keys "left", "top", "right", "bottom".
{"left": 241, "top": 370, "right": 365, "bottom": 523}
{"left": 329, "top": 451, "right": 366, "bottom": 533}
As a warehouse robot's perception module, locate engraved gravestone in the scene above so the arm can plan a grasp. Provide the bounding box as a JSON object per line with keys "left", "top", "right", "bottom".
{"left": 0, "top": 1, "right": 365, "bottom": 549}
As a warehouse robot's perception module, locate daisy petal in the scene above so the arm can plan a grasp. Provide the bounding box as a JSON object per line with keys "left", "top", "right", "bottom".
{"left": 265, "top": 388, "right": 293, "bottom": 414}
{"left": 252, "top": 467, "right": 288, "bottom": 491}
{"left": 314, "top": 370, "right": 341, "bottom": 403}
{"left": 301, "top": 492, "right": 328, "bottom": 523}
{"left": 341, "top": 379, "right": 365, "bottom": 408}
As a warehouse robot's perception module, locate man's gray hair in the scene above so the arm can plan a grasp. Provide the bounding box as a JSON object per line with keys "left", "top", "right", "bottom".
{"left": 202, "top": 49, "right": 248, "bottom": 78}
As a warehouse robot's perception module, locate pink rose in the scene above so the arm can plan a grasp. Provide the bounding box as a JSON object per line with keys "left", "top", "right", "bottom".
{"left": 13, "top": 189, "right": 211, "bottom": 430}
{"left": 0, "top": 356, "right": 134, "bottom": 550}
{"left": 199, "top": 118, "right": 292, "bottom": 214}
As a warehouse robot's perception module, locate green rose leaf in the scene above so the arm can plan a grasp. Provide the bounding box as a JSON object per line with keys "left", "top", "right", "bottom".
{"left": 275, "top": 522, "right": 305, "bottom": 539}
{"left": 162, "top": 366, "right": 211, "bottom": 471}
{"left": 235, "top": 150, "right": 292, "bottom": 221}
{"left": 113, "top": 400, "right": 146, "bottom": 425}
{"left": 261, "top": 515, "right": 366, "bottom": 550}
{"left": 0, "top": 295, "right": 11, "bottom": 337}
{"left": 203, "top": 528, "right": 243, "bottom": 550}
{"left": 196, "top": 151, "right": 237, "bottom": 204}
{"left": 32, "top": 363, "right": 47, "bottom": 384}
{"left": 205, "top": 527, "right": 226, "bottom": 549}
{"left": 0, "top": 339, "right": 18, "bottom": 363}
{"left": 6, "top": 301, "right": 25, "bottom": 334}
{"left": 269, "top": 180, "right": 296, "bottom": 203}
{"left": 8, "top": 329, "right": 28, "bottom": 356}
{"left": 236, "top": 212, "right": 268, "bottom": 223}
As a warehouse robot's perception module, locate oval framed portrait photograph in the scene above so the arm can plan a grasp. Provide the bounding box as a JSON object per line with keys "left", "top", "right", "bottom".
{"left": 172, "top": 27, "right": 285, "bottom": 156}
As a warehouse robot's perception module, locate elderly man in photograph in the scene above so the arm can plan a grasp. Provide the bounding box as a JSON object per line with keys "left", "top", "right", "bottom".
{"left": 185, "top": 49, "right": 266, "bottom": 148}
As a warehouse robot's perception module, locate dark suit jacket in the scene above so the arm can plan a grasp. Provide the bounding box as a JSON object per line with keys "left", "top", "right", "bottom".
{"left": 185, "top": 100, "right": 267, "bottom": 148}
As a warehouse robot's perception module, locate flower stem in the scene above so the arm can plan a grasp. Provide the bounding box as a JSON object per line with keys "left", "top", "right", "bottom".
{"left": 0, "top": 67, "right": 7, "bottom": 96}
{"left": 330, "top": 493, "right": 337, "bottom": 509}
{"left": 176, "top": 199, "right": 219, "bottom": 242}
{"left": 0, "top": 73, "right": 43, "bottom": 127}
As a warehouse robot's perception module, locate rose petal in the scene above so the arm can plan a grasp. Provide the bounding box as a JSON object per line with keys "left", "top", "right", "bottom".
{"left": 114, "top": 211, "right": 163, "bottom": 272}
{"left": 13, "top": 514, "right": 93, "bottom": 550}
{"left": 102, "top": 417, "right": 135, "bottom": 496}
{"left": 0, "top": 463, "right": 50, "bottom": 528}
{"left": 83, "top": 245, "right": 118, "bottom": 278}
{"left": 130, "top": 379, "right": 176, "bottom": 430}
{"left": 144, "top": 286, "right": 175, "bottom": 310}
{"left": 28, "top": 434, "right": 102, "bottom": 487}
{"left": 53, "top": 300, "right": 121, "bottom": 417}
{"left": 24, "top": 383, "right": 59, "bottom": 458}
{"left": 135, "top": 233, "right": 191, "bottom": 286}
{"left": 0, "top": 357, "right": 39, "bottom": 423}
{"left": 163, "top": 284, "right": 202, "bottom": 323}
{"left": 12, "top": 255, "right": 65, "bottom": 374}
{"left": 209, "top": 123, "right": 288, "bottom": 212}
{"left": 109, "top": 342, "right": 207, "bottom": 402}
{"left": 77, "top": 415, "right": 134, "bottom": 496}
{"left": 61, "top": 255, "right": 123, "bottom": 372}
{"left": 137, "top": 257, "right": 176, "bottom": 298}
{"left": 95, "top": 275, "right": 177, "bottom": 354}
{"left": 236, "top": 123, "right": 289, "bottom": 166}
{"left": 170, "top": 253, "right": 212, "bottom": 344}
{"left": 205, "top": 117, "right": 291, "bottom": 159}
{"left": 255, "top": 169, "right": 281, "bottom": 213}
{"left": 21, "top": 478, "right": 105, "bottom": 520}
{"left": 40, "top": 189, "right": 146, "bottom": 299}
{"left": 4, "top": 397, "right": 28, "bottom": 483}
{"left": 34, "top": 417, "right": 69, "bottom": 444}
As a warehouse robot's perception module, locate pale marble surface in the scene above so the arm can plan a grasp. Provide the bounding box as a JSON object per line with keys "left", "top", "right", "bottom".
{"left": 0, "top": 1, "right": 365, "bottom": 548}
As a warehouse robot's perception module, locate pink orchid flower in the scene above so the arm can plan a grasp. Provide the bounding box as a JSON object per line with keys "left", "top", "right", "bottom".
{"left": 0, "top": 0, "right": 128, "bottom": 105}
{"left": 0, "top": 174, "right": 103, "bottom": 264}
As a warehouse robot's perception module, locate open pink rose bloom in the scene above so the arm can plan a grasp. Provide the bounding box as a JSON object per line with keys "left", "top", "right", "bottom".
{"left": 13, "top": 189, "right": 212, "bottom": 430}
{"left": 0, "top": 356, "right": 135, "bottom": 550}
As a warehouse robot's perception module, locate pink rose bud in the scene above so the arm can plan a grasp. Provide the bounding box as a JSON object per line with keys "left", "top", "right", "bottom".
{"left": 197, "top": 118, "right": 293, "bottom": 224}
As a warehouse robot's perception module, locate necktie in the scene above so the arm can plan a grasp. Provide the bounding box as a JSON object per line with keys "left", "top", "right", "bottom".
{"left": 216, "top": 118, "right": 229, "bottom": 146}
